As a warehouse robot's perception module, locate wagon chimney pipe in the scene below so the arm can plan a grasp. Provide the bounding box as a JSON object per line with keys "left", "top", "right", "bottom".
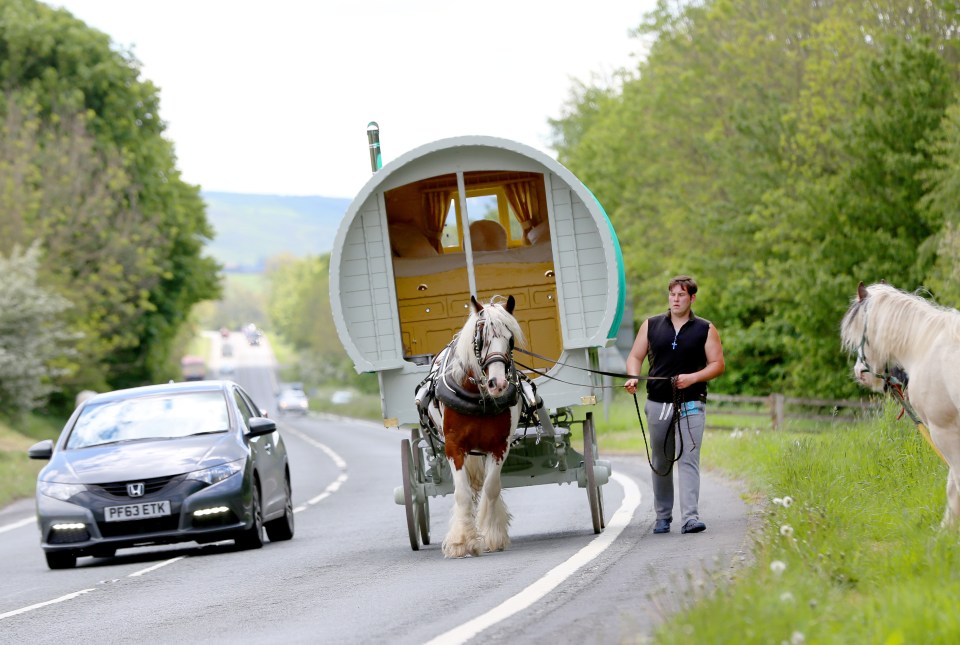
{"left": 367, "top": 121, "right": 382, "bottom": 172}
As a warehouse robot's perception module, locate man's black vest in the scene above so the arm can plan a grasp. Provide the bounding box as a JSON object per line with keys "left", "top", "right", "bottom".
{"left": 646, "top": 312, "right": 711, "bottom": 404}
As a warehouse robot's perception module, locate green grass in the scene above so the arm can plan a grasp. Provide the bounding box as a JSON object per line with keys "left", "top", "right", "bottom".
{"left": 0, "top": 415, "right": 63, "bottom": 507}
{"left": 309, "top": 387, "right": 385, "bottom": 421}
{"left": 654, "top": 401, "right": 960, "bottom": 644}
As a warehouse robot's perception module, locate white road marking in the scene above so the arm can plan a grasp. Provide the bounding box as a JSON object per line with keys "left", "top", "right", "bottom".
{"left": 128, "top": 556, "right": 186, "bottom": 577}
{"left": 422, "top": 471, "right": 641, "bottom": 645}
{"left": 0, "top": 516, "right": 34, "bottom": 534}
{"left": 0, "top": 588, "right": 96, "bottom": 620}
{"left": 285, "top": 427, "right": 349, "bottom": 512}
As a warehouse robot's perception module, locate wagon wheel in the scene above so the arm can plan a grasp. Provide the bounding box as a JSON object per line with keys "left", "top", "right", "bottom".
{"left": 400, "top": 438, "right": 421, "bottom": 550}
{"left": 583, "top": 412, "right": 605, "bottom": 533}
{"left": 411, "top": 427, "right": 431, "bottom": 545}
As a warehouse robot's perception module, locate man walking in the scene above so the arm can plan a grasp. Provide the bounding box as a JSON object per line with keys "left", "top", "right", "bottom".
{"left": 623, "top": 275, "right": 725, "bottom": 534}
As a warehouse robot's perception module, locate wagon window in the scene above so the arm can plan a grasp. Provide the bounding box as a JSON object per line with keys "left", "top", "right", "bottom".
{"left": 440, "top": 188, "right": 522, "bottom": 251}
{"left": 440, "top": 197, "right": 459, "bottom": 249}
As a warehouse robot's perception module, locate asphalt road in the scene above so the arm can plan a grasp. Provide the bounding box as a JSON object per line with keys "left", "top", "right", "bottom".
{"left": 0, "top": 333, "right": 752, "bottom": 644}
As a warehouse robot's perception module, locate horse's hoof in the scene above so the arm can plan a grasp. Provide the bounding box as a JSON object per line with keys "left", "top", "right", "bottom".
{"left": 442, "top": 540, "right": 480, "bottom": 558}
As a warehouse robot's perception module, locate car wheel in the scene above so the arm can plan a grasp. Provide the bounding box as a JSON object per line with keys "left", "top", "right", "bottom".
{"left": 235, "top": 482, "right": 264, "bottom": 550}
{"left": 45, "top": 551, "right": 77, "bottom": 570}
{"left": 265, "top": 475, "right": 295, "bottom": 542}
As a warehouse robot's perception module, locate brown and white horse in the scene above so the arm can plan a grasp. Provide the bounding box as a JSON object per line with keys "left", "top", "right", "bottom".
{"left": 433, "top": 295, "right": 525, "bottom": 558}
{"left": 841, "top": 281, "right": 960, "bottom": 528}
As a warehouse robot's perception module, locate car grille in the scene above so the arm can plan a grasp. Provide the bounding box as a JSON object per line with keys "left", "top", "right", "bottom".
{"left": 92, "top": 475, "right": 180, "bottom": 499}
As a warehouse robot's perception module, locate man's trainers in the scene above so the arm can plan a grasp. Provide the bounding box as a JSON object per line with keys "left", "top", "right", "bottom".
{"left": 681, "top": 520, "right": 706, "bottom": 534}
{"left": 653, "top": 518, "right": 671, "bottom": 534}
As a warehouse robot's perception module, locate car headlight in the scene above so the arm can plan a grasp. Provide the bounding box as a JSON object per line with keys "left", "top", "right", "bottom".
{"left": 38, "top": 481, "right": 87, "bottom": 501}
{"left": 187, "top": 461, "right": 243, "bottom": 486}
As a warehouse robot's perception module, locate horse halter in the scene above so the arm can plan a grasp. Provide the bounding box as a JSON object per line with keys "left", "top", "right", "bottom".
{"left": 856, "top": 299, "right": 897, "bottom": 385}
{"left": 856, "top": 300, "right": 876, "bottom": 377}
{"left": 472, "top": 312, "right": 515, "bottom": 372}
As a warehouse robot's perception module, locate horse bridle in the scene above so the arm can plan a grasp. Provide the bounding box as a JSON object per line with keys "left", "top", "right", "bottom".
{"left": 856, "top": 300, "right": 878, "bottom": 378}
{"left": 472, "top": 313, "right": 515, "bottom": 372}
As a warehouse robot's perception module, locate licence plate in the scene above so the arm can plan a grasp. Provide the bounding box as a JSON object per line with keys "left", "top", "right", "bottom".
{"left": 104, "top": 501, "right": 171, "bottom": 522}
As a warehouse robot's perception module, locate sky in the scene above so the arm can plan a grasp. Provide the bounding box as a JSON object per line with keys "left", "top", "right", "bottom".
{"left": 49, "top": 1, "right": 656, "bottom": 198}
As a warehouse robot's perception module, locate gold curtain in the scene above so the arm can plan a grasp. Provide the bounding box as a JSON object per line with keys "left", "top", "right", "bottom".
{"left": 504, "top": 181, "right": 537, "bottom": 240}
{"left": 423, "top": 190, "right": 449, "bottom": 251}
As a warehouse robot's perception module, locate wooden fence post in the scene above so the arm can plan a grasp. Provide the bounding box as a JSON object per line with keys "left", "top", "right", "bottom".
{"left": 769, "top": 393, "right": 785, "bottom": 430}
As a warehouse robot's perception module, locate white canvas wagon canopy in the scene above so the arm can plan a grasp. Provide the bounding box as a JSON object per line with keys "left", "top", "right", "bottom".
{"left": 330, "top": 135, "right": 625, "bottom": 425}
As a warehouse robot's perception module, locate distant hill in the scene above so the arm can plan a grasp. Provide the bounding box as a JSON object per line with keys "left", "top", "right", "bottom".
{"left": 202, "top": 192, "right": 351, "bottom": 272}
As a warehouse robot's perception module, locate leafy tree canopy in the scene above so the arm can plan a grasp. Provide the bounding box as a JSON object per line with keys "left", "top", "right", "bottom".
{"left": 0, "top": 0, "right": 221, "bottom": 412}
{"left": 551, "top": 0, "right": 960, "bottom": 398}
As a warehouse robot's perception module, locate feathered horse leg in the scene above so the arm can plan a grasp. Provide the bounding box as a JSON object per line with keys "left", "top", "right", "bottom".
{"left": 476, "top": 449, "right": 512, "bottom": 552}
{"left": 442, "top": 457, "right": 481, "bottom": 558}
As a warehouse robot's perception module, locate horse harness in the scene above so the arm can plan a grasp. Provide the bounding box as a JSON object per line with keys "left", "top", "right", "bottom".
{"left": 414, "top": 317, "right": 549, "bottom": 451}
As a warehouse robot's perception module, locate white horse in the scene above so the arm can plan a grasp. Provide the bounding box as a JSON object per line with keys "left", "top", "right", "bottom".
{"left": 431, "top": 295, "right": 525, "bottom": 558}
{"left": 840, "top": 281, "right": 960, "bottom": 528}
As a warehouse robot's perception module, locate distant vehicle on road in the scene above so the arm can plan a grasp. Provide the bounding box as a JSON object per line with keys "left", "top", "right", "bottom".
{"left": 278, "top": 388, "right": 309, "bottom": 415}
{"left": 180, "top": 355, "right": 206, "bottom": 381}
{"left": 27, "top": 380, "right": 295, "bottom": 569}
{"left": 243, "top": 324, "right": 262, "bottom": 346}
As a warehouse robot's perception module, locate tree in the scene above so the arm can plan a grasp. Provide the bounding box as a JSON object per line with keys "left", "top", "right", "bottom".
{"left": 550, "top": 0, "right": 960, "bottom": 397}
{"left": 0, "top": 0, "right": 221, "bottom": 402}
{"left": 0, "top": 242, "right": 73, "bottom": 415}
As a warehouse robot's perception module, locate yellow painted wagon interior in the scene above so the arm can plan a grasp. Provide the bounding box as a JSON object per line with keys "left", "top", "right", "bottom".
{"left": 386, "top": 170, "right": 560, "bottom": 372}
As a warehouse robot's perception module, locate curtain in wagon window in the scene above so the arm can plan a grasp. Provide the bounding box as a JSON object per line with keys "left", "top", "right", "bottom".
{"left": 504, "top": 180, "right": 538, "bottom": 241}
{"left": 422, "top": 190, "right": 450, "bottom": 252}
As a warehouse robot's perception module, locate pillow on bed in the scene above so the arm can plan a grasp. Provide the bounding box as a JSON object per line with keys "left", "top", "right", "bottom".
{"left": 389, "top": 224, "right": 438, "bottom": 258}
{"left": 470, "top": 220, "right": 508, "bottom": 252}
{"left": 527, "top": 221, "right": 551, "bottom": 245}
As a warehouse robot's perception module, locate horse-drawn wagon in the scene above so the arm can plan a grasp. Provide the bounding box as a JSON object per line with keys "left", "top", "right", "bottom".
{"left": 329, "top": 132, "right": 626, "bottom": 552}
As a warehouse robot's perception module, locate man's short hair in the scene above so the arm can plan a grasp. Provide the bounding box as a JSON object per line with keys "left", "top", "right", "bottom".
{"left": 668, "top": 275, "right": 698, "bottom": 296}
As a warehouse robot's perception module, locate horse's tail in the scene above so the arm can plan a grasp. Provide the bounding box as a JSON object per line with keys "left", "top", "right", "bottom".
{"left": 465, "top": 454, "right": 485, "bottom": 496}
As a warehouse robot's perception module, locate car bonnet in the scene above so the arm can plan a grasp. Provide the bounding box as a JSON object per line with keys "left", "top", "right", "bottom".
{"left": 41, "top": 433, "right": 245, "bottom": 483}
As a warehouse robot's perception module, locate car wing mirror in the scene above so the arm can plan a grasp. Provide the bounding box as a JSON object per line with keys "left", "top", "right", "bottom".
{"left": 247, "top": 417, "right": 277, "bottom": 437}
{"left": 28, "top": 439, "right": 54, "bottom": 460}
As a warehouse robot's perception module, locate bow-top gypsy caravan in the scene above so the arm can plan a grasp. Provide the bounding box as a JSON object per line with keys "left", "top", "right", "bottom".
{"left": 330, "top": 134, "right": 625, "bottom": 550}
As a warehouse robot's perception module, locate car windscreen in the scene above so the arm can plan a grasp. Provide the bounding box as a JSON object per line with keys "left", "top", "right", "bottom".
{"left": 66, "top": 391, "right": 231, "bottom": 449}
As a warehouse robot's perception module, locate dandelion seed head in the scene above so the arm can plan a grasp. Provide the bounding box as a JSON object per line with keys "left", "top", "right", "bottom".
{"left": 770, "top": 560, "right": 786, "bottom": 575}
{"left": 783, "top": 496, "right": 794, "bottom": 507}
{"left": 780, "top": 591, "right": 795, "bottom": 603}
{"left": 773, "top": 497, "right": 783, "bottom": 506}
{"left": 791, "top": 631, "right": 806, "bottom": 645}
{"left": 780, "top": 524, "right": 794, "bottom": 537}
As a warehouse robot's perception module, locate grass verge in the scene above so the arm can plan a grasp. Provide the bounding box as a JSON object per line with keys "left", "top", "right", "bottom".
{"left": 652, "top": 401, "right": 959, "bottom": 644}
{"left": 0, "top": 415, "right": 63, "bottom": 508}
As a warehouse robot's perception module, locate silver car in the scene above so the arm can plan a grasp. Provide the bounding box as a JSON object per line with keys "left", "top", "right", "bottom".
{"left": 28, "top": 380, "right": 294, "bottom": 569}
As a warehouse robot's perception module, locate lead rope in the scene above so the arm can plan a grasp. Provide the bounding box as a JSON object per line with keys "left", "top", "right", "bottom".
{"left": 632, "top": 377, "right": 685, "bottom": 477}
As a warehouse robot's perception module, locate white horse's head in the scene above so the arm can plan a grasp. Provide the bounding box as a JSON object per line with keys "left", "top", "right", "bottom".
{"left": 840, "top": 281, "right": 920, "bottom": 392}
{"left": 451, "top": 295, "right": 525, "bottom": 398}
{"left": 841, "top": 282, "right": 888, "bottom": 392}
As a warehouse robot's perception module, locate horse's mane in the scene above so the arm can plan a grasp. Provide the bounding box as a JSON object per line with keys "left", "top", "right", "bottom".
{"left": 449, "top": 295, "right": 525, "bottom": 384}
{"left": 841, "top": 283, "right": 960, "bottom": 366}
